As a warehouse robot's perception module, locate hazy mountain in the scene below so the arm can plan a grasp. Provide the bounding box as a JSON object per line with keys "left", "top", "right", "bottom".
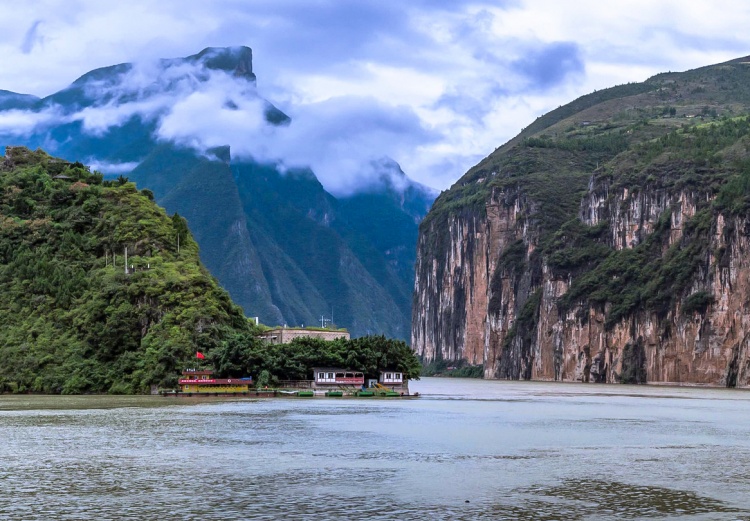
{"left": 0, "top": 46, "right": 435, "bottom": 339}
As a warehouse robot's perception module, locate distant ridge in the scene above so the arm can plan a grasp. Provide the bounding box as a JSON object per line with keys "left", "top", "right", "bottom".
{"left": 0, "top": 47, "right": 435, "bottom": 340}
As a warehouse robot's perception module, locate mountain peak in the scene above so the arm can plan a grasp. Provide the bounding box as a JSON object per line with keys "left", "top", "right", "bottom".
{"left": 188, "top": 46, "right": 256, "bottom": 82}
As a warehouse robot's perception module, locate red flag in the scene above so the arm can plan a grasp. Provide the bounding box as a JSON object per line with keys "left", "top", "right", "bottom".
{"left": 196, "top": 351, "right": 205, "bottom": 359}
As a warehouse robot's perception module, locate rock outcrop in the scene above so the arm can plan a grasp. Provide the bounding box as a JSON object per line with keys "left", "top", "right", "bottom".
{"left": 413, "top": 56, "right": 750, "bottom": 386}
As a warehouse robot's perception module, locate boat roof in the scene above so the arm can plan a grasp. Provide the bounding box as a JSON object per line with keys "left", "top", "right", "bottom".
{"left": 179, "top": 377, "right": 251, "bottom": 384}
{"left": 313, "top": 367, "right": 363, "bottom": 373}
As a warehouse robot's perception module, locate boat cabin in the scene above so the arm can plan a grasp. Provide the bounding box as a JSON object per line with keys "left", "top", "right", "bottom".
{"left": 313, "top": 368, "right": 364, "bottom": 387}
{"left": 178, "top": 369, "right": 253, "bottom": 394}
{"left": 379, "top": 371, "right": 404, "bottom": 385}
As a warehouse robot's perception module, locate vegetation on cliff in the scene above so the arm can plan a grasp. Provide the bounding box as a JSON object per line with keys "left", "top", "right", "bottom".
{"left": 415, "top": 55, "right": 750, "bottom": 383}
{"left": 552, "top": 117, "right": 750, "bottom": 327}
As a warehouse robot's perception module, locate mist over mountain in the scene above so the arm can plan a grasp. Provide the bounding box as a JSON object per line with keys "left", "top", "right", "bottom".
{"left": 0, "top": 46, "right": 431, "bottom": 196}
{"left": 0, "top": 46, "right": 436, "bottom": 339}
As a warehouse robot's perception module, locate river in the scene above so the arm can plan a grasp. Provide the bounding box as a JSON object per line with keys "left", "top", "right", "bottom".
{"left": 2, "top": 378, "right": 750, "bottom": 520}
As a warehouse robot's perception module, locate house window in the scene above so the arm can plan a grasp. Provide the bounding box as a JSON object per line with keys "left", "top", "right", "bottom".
{"left": 327, "top": 372, "right": 334, "bottom": 379}
{"left": 318, "top": 372, "right": 324, "bottom": 380}
{"left": 184, "top": 385, "right": 190, "bottom": 390}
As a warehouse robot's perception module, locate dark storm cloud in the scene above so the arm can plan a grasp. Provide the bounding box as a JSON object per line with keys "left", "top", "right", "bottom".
{"left": 511, "top": 42, "right": 584, "bottom": 90}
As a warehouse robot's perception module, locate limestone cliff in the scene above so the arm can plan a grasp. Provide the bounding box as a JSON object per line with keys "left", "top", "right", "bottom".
{"left": 413, "top": 55, "right": 750, "bottom": 386}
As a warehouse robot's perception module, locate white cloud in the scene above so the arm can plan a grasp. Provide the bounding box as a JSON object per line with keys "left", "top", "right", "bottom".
{"left": 87, "top": 160, "right": 140, "bottom": 173}
{"left": 248, "top": 96, "right": 440, "bottom": 195}
{"left": 1, "top": 1, "right": 750, "bottom": 190}
{"left": 156, "top": 79, "right": 269, "bottom": 152}
{"left": 0, "top": 107, "right": 65, "bottom": 135}
{"left": 75, "top": 98, "right": 161, "bottom": 135}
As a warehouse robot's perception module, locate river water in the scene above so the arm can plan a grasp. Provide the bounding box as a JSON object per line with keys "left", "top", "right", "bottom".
{"left": 2, "top": 378, "right": 750, "bottom": 520}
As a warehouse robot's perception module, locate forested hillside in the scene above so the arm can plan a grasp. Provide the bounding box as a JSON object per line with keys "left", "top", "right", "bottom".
{"left": 0, "top": 47, "right": 435, "bottom": 340}
{"left": 0, "top": 147, "right": 253, "bottom": 394}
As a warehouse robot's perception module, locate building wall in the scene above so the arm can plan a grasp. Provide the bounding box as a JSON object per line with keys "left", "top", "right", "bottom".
{"left": 380, "top": 372, "right": 404, "bottom": 384}
{"left": 263, "top": 328, "right": 350, "bottom": 344}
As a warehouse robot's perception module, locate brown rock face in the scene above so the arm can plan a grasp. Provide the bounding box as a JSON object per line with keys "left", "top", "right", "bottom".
{"left": 413, "top": 189, "right": 522, "bottom": 370}
{"left": 413, "top": 178, "right": 750, "bottom": 387}
{"left": 412, "top": 55, "right": 750, "bottom": 386}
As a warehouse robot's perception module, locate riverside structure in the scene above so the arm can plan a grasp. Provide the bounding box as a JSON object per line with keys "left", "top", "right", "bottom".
{"left": 177, "top": 370, "right": 253, "bottom": 395}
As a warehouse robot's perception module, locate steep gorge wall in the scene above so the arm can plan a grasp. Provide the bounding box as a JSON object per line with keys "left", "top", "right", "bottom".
{"left": 555, "top": 184, "right": 750, "bottom": 386}
{"left": 413, "top": 191, "right": 523, "bottom": 371}
{"left": 413, "top": 177, "right": 750, "bottom": 386}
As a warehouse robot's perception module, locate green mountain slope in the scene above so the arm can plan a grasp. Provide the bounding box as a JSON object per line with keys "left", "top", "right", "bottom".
{"left": 0, "top": 46, "right": 435, "bottom": 340}
{"left": 129, "top": 145, "right": 426, "bottom": 339}
{"left": 233, "top": 162, "right": 410, "bottom": 336}
{"left": 0, "top": 147, "right": 253, "bottom": 394}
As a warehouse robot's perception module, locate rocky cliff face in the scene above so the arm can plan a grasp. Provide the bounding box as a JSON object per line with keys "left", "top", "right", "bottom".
{"left": 415, "top": 172, "right": 750, "bottom": 386}
{"left": 413, "top": 56, "right": 750, "bottom": 386}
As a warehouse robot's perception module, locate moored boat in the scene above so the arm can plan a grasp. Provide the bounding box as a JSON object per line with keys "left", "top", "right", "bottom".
{"left": 176, "top": 369, "right": 253, "bottom": 396}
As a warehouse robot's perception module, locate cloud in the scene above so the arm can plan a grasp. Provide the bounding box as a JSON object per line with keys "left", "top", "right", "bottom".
{"left": 155, "top": 74, "right": 269, "bottom": 151}
{"left": 0, "top": 52, "right": 438, "bottom": 196}
{"left": 0, "top": 106, "right": 64, "bottom": 135}
{"left": 247, "top": 96, "right": 441, "bottom": 195}
{"left": 20, "top": 20, "right": 42, "bottom": 54}
{"left": 511, "top": 42, "right": 584, "bottom": 90}
{"left": 151, "top": 72, "right": 441, "bottom": 195}
{"left": 86, "top": 160, "right": 140, "bottom": 173}
{"left": 2, "top": 1, "right": 750, "bottom": 191}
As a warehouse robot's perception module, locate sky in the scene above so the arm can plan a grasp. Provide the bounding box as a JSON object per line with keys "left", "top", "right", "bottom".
{"left": 1, "top": 1, "right": 750, "bottom": 193}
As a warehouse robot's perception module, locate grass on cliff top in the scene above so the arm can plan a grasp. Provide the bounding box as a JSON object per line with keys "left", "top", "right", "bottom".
{"left": 423, "top": 57, "right": 750, "bottom": 239}
{"left": 606, "top": 116, "right": 750, "bottom": 192}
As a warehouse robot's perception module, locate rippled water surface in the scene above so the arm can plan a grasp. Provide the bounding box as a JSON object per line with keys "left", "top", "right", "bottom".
{"left": 3, "top": 379, "right": 750, "bottom": 520}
